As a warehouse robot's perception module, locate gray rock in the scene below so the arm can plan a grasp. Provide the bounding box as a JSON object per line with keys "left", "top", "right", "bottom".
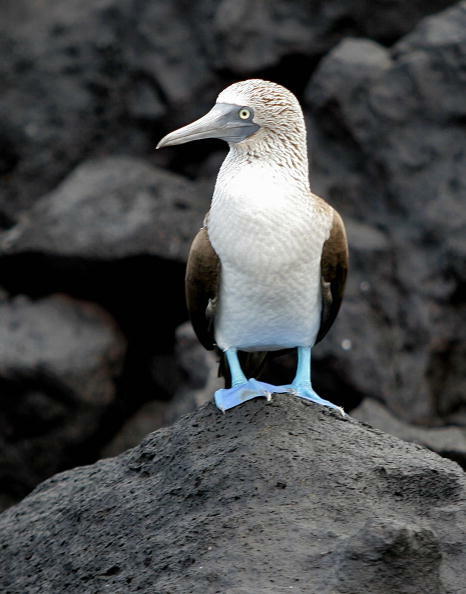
{"left": 333, "top": 518, "right": 443, "bottom": 594}
{"left": 0, "top": 0, "right": 213, "bottom": 221}
{"left": 168, "top": 322, "right": 222, "bottom": 423}
{"left": 313, "top": 218, "right": 402, "bottom": 411}
{"left": 0, "top": 293, "right": 125, "bottom": 403}
{"left": 352, "top": 398, "right": 466, "bottom": 468}
{"left": 100, "top": 399, "right": 168, "bottom": 459}
{"left": 306, "top": 3, "right": 466, "bottom": 425}
{"left": 0, "top": 0, "right": 131, "bottom": 218}
{"left": 0, "top": 156, "right": 207, "bottom": 262}
{"left": 125, "top": 1, "right": 214, "bottom": 108}
{"left": 191, "top": 0, "right": 456, "bottom": 74}
{"left": 0, "top": 294, "right": 126, "bottom": 510}
{"left": 102, "top": 322, "right": 220, "bottom": 458}
{"left": 0, "top": 0, "right": 457, "bottom": 222}
{"left": 0, "top": 394, "right": 464, "bottom": 593}
{"left": 174, "top": 321, "right": 220, "bottom": 397}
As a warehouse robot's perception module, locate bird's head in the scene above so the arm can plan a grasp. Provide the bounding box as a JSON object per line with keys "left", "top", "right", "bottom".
{"left": 156, "top": 79, "right": 306, "bottom": 152}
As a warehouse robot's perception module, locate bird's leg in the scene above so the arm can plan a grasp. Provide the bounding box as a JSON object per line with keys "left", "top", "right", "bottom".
{"left": 213, "top": 347, "right": 344, "bottom": 414}
{"left": 226, "top": 348, "right": 247, "bottom": 386}
{"left": 289, "top": 346, "right": 344, "bottom": 414}
{"left": 291, "top": 345, "right": 312, "bottom": 386}
{"left": 214, "top": 348, "right": 277, "bottom": 412}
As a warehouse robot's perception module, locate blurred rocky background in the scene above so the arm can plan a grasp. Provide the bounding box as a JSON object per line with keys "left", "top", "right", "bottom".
{"left": 0, "top": 0, "right": 465, "bottom": 510}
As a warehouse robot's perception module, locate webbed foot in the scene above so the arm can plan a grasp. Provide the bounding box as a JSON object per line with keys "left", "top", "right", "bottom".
{"left": 289, "top": 382, "right": 345, "bottom": 415}
{"left": 214, "top": 378, "right": 278, "bottom": 412}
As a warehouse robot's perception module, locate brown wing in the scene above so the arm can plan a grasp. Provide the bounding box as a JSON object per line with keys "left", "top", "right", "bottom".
{"left": 186, "top": 225, "right": 269, "bottom": 383}
{"left": 315, "top": 208, "right": 349, "bottom": 344}
{"left": 185, "top": 226, "right": 220, "bottom": 350}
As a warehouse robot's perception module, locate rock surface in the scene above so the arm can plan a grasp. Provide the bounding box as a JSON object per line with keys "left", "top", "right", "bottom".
{"left": 0, "top": 156, "right": 207, "bottom": 262}
{"left": 0, "top": 294, "right": 125, "bottom": 402}
{"left": 0, "top": 0, "right": 457, "bottom": 221}
{"left": 308, "top": 2, "right": 466, "bottom": 426}
{"left": 353, "top": 398, "right": 466, "bottom": 469}
{"left": 0, "top": 294, "right": 126, "bottom": 509}
{"left": 0, "top": 394, "right": 464, "bottom": 594}
{"left": 101, "top": 323, "right": 219, "bottom": 458}
{"left": 190, "top": 0, "right": 456, "bottom": 73}
{"left": 1, "top": 0, "right": 465, "bottom": 517}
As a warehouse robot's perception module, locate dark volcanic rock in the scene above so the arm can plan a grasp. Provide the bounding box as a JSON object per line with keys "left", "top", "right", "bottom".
{"left": 333, "top": 518, "right": 443, "bottom": 594}
{"left": 0, "top": 293, "right": 125, "bottom": 404}
{"left": 0, "top": 156, "right": 207, "bottom": 262}
{"left": 190, "top": 0, "right": 456, "bottom": 73}
{"left": 0, "top": 0, "right": 214, "bottom": 221}
{"left": 0, "top": 0, "right": 457, "bottom": 222}
{"left": 1, "top": 0, "right": 465, "bottom": 553}
{"left": 0, "top": 394, "right": 464, "bottom": 593}
{"left": 171, "top": 321, "right": 221, "bottom": 412}
{"left": 353, "top": 398, "right": 466, "bottom": 468}
{"left": 312, "top": 218, "right": 397, "bottom": 411}
{"left": 0, "top": 157, "right": 199, "bottom": 476}
{"left": 0, "top": 294, "right": 125, "bottom": 510}
{"left": 0, "top": 0, "right": 132, "bottom": 219}
{"left": 101, "top": 322, "right": 219, "bottom": 458}
{"left": 307, "top": 3, "right": 466, "bottom": 426}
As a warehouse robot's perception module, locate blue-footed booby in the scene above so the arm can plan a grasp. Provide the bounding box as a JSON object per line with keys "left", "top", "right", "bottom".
{"left": 157, "top": 79, "right": 348, "bottom": 414}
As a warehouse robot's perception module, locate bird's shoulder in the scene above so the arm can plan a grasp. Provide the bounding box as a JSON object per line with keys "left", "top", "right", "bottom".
{"left": 310, "top": 192, "right": 347, "bottom": 241}
{"left": 311, "top": 191, "right": 337, "bottom": 216}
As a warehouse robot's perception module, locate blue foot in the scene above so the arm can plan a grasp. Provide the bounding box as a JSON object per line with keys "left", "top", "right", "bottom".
{"left": 215, "top": 378, "right": 279, "bottom": 412}
{"left": 285, "top": 382, "right": 345, "bottom": 415}
{"left": 214, "top": 378, "right": 344, "bottom": 415}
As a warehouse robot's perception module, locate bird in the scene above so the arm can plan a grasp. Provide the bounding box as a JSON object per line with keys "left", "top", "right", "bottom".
{"left": 157, "top": 79, "right": 348, "bottom": 414}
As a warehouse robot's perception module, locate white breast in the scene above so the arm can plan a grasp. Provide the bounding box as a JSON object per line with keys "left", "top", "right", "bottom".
{"left": 208, "top": 158, "right": 332, "bottom": 351}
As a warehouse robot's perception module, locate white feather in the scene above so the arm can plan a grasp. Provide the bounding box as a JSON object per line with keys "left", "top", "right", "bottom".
{"left": 207, "top": 80, "right": 333, "bottom": 351}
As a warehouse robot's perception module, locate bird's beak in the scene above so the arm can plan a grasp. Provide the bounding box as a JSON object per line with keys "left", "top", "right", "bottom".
{"left": 156, "top": 103, "right": 259, "bottom": 149}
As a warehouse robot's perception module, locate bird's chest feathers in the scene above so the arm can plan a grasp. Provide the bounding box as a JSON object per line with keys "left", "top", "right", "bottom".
{"left": 209, "top": 165, "right": 328, "bottom": 272}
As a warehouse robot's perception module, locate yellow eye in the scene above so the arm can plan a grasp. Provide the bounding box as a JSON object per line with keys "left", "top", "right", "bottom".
{"left": 239, "top": 108, "right": 251, "bottom": 120}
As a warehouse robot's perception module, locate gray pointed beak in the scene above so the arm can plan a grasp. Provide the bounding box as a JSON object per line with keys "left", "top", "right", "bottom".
{"left": 156, "top": 103, "right": 259, "bottom": 149}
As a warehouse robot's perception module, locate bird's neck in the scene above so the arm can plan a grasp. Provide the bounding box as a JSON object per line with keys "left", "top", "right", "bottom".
{"left": 223, "top": 126, "right": 311, "bottom": 196}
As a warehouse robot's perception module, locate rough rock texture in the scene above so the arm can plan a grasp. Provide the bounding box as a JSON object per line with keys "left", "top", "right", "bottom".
{"left": 0, "top": 394, "right": 464, "bottom": 594}
{"left": 0, "top": 294, "right": 125, "bottom": 510}
{"left": 353, "top": 398, "right": 466, "bottom": 469}
{"left": 310, "top": 218, "right": 395, "bottom": 410}
{"left": 172, "top": 321, "right": 221, "bottom": 412}
{"left": 101, "top": 323, "right": 219, "bottom": 458}
{"left": 0, "top": 156, "right": 207, "bottom": 261}
{"left": 0, "top": 156, "right": 203, "bottom": 498}
{"left": 1, "top": 0, "right": 465, "bottom": 514}
{"left": 0, "top": 0, "right": 212, "bottom": 219}
{"left": 191, "top": 0, "right": 456, "bottom": 74}
{"left": 0, "top": 293, "right": 125, "bottom": 402}
{"left": 0, "top": 0, "right": 456, "bottom": 221}
{"left": 309, "top": 2, "right": 466, "bottom": 427}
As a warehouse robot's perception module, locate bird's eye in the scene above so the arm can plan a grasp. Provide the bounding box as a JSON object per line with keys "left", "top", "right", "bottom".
{"left": 239, "top": 108, "right": 251, "bottom": 120}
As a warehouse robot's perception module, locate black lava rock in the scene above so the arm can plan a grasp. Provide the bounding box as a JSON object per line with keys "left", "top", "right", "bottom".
{"left": 1, "top": 0, "right": 465, "bottom": 555}
{"left": 308, "top": 3, "right": 466, "bottom": 426}
{"left": 0, "top": 0, "right": 457, "bottom": 221}
{"left": 0, "top": 156, "right": 207, "bottom": 262}
{"left": 0, "top": 394, "right": 464, "bottom": 593}
{"left": 0, "top": 294, "right": 125, "bottom": 509}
